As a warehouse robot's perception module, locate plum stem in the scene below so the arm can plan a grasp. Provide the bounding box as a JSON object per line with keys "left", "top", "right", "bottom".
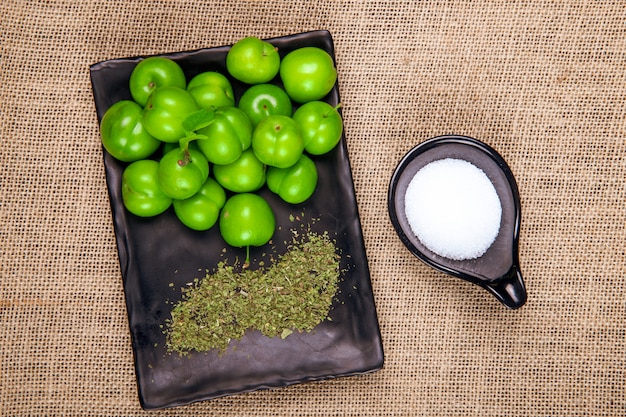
{"left": 179, "top": 133, "right": 209, "bottom": 153}
{"left": 178, "top": 148, "right": 191, "bottom": 166}
{"left": 244, "top": 246, "right": 251, "bottom": 269}
{"left": 323, "top": 102, "right": 343, "bottom": 118}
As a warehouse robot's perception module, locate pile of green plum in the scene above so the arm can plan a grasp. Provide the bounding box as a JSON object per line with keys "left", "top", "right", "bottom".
{"left": 99, "top": 36, "right": 343, "bottom": 259}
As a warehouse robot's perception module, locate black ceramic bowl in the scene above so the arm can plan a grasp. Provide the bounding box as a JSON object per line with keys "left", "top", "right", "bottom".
{"left": 388, "top": 135, "right": 526, "bottom": 309}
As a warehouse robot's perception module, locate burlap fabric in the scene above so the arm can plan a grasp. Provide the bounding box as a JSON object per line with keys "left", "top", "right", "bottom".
{"left": 2, "top": 1, "right": 624, "bottom": 415}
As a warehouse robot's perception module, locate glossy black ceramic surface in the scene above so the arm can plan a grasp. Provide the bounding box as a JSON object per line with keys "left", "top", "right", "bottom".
{"left": 90, "top": 30, "right": 383, "bottom": 410}
{"left": 388, "top": 135, "right": 526, "bottom": 309}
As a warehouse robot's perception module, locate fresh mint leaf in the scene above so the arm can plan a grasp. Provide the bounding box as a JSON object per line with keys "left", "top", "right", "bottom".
{"left": 182, "top": 108, "right": 216, "bottom": 132}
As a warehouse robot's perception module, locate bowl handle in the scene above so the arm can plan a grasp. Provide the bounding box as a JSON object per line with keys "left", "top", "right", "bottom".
{"left": 483, "top": 264, "right": 527, "bottom": 309}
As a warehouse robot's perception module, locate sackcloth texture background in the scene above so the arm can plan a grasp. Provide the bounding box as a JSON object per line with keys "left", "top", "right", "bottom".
{"left": 1, "top": 1, "right": 624, "bottom": 416}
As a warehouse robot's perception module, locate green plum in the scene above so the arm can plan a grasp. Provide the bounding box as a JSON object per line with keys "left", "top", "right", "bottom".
{"left": 157, "top": 147, "right": 209, "bottom": 200}
{"left": 292, "top": 101, "right": 343, "bottom": 155}
{"left": 213, "top": 148, "right": 266, "bottom": 193}
{"left": 266, "top": 154, "right": 318, "bottom": 204}
{"left": 219, "top": 193, "right": 276, "bottom": 264}
{"left": 238, "top": 83, "right": 292, "bottom": 126}
{"left": 251, "top": 114, "right": 304, "bottom": 168}
{"left": 226, "top": 37, "right": 280, "bottom": 84}
{"left": 195, "top": 106, "right": 253, "bottom": 165}
{"left": 100, "top": 100, "right": 160, "bottom": 162}
{"left": 187, "top": 71, "right": 235, "bottom": 109}
{"left": 143, "top": 86, "right": 199, "bottom": 143}
{"left": 279, "top": 47, "right": 337, "bottom": 103}
{"left": 129, "top": 56, "right": 186, "bottom": 106}
{"left": 173, "top": 177, "right": 226, "bottom": 231}
{"left": 121, "top": 159, "right": 172, "bottom": 217}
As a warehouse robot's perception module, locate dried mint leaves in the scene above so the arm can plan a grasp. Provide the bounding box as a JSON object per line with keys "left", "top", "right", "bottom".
{"left": 165, "top": 231, "right": 340, "bottom": 355}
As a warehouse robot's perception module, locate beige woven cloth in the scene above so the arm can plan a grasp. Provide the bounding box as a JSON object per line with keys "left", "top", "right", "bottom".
{"left": 2, "top": 1, "right": 624, "bottom": 415}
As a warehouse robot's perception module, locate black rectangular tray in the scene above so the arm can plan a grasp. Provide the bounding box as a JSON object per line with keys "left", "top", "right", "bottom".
{"left": 90, "top": 30, "right": 384, "bottom": 410}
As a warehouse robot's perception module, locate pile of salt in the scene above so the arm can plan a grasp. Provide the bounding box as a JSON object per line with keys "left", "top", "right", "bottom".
{"left": 404, "top": 158, "right": 502, "bottom": 261}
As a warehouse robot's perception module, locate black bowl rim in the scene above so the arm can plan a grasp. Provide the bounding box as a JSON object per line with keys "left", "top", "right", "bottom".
{"left": 387, "top": 134, "right": 522, "bottom": 286}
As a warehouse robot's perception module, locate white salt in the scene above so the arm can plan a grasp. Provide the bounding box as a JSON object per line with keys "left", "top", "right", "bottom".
{"left": 404, "top": 158, "right": 501, "bottom": 261}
